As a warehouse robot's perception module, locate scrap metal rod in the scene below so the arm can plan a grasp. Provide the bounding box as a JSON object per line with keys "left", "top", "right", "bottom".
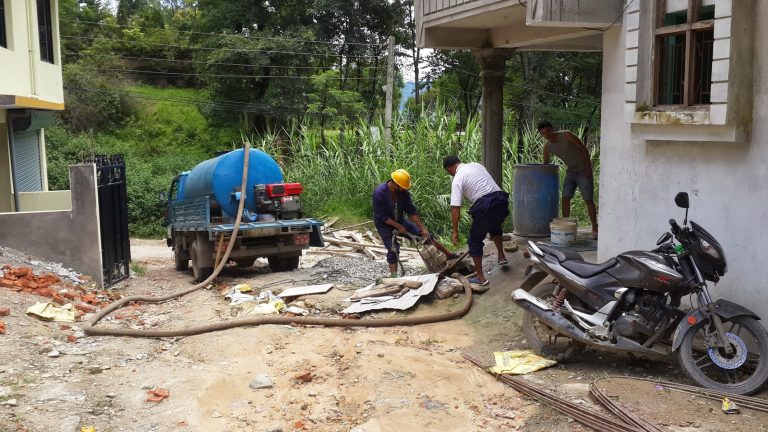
{"left": 462, "top": 351, "right": 649, "bottom": 432}
{"left": 589, "top": 382, "right": 664, "bottom": 432}
{"left": 621, "top": 377, "right": 768, "bottom": 412}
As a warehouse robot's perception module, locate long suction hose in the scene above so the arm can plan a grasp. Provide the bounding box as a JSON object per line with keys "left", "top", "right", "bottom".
{"left": 84, "top": 142, "right": 474, "bottom": 338}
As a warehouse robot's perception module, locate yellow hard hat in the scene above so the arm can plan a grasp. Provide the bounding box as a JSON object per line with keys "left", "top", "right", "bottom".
{"left": 391, "top": 169, "right": 412, "bottom": 190}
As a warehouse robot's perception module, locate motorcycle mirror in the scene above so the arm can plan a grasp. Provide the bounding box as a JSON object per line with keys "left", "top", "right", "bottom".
{"left": 656, "top": 232, "right": 672, "bottom": 246}
{"left": 674, "top": 192, "right": 689, "bottom": 209}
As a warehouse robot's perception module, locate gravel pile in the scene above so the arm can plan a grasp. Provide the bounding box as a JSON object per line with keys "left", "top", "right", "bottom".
{"left": 0, "top": 245, "right": 86, "bottom": 284}
{"left": 310, "top": 254, "right": 425, "bottom": 286}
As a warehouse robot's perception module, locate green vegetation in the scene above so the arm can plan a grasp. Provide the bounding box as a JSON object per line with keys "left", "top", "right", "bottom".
{"left": 47, "top": 1, "right": 602, "bottom": 239}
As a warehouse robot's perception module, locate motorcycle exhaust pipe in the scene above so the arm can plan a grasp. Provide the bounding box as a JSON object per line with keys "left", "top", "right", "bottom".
{"left": 511, "top": 289, "right": 593, "bottom": 345}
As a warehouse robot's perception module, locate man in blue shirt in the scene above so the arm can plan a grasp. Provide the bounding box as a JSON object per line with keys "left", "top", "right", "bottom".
{"left": 373, "top": 169, "right": 455, "bottom": 276}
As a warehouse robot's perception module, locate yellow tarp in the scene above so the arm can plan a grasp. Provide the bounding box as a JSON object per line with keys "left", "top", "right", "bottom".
{"left": 488, "top": 350, "right": 557, "bottom": 375}
{"left": 26, "top": 302, "right": 76, "bottom": 322}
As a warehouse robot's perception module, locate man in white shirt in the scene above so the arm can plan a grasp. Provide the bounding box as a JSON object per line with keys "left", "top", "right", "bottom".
{"left": 443, "top": 156, "right": 509, "bottom": 286}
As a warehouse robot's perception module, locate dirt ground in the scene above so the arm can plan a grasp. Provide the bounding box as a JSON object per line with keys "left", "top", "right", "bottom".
{"left": 1, "top": 238, "right": 767, "bottom": 432}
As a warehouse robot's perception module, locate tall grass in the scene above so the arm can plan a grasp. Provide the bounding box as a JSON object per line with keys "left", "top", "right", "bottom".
{"left": 251, "top": 107, "right": 600, "bottom": 244}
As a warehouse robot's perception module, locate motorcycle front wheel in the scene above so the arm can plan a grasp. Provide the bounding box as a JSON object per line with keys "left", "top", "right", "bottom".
{"left": 521, "top": 282, "right": 584, "bottom": 362}
{"left": 678, "top": 315, "right": 768, "bottom": 395}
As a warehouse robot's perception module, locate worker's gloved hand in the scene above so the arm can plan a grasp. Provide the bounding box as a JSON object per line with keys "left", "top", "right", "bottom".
{"left": 420, "top": 229, "right": 429, "bottom": 238}
{"left": 451, "top": 231, "right": 459, "bottom": 246}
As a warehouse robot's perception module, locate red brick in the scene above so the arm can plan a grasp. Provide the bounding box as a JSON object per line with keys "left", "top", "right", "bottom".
{"left": 81, "top": 294, "right": 97, "bottom": 305}
{"left": 0, "top": 307, "right": 9, "bottom": 317}
{"left": 153, "top": 388, "right": 170, "bottom": 398}
{"left": 67, "top": 335, "right": 78, "bottom": 343}
{"left": 293, "top": 371, "right": 313, "bottom": 383}
{"left": 0, "top": 279, "right": 15, "bottom": 287}
{"left": 74, "top": 303, "right": 97, "bottom": 313}
{"left": 59, "top": 325, "right": 72, "bottom": 330}
{"left": 146, "top": 395, "right": 165, "bottom": 403}
{"left": 37, "top": 288, "right": 54, "bottom": 298}
{"left": 0, "top": 322, "right": 5, "bottom": 334}
{"left": 62, "top": 291, "right": 76, "bottom": 300}
{"left": 52, "top": 294, "right": 66, "bottom": 305}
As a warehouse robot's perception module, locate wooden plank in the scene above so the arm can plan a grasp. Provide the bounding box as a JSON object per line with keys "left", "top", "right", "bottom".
{"left": 322, "top": 217, "right": 340, "bottom": 230}
{"left": 365, "top": 230, "right": 382, "bottom": 245}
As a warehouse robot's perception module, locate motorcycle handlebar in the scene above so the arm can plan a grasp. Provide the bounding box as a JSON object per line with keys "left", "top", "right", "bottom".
{"left": 669, "top": 218, "right": 682, "bottom": 234}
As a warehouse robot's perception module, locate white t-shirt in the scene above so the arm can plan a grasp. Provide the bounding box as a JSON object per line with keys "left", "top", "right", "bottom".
{"left": 450, "top": 162, "right": 501, "bottom": 207}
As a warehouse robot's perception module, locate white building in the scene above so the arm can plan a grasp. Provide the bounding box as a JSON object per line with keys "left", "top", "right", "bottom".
{"left": 0, "top": 0, "right": 68, "bottom": 212}
{"left": 0, "top": 0, "right": 119, "bottom": 287}
{"left": 416, "top": 0, "right": 767, "bottom": 319}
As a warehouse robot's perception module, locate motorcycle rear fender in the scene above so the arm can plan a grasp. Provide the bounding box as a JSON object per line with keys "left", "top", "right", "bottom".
{"left": 671, "top": 299, "right": 761, "bottom": 351}
{"left": 521, "top": 262, "right": 549, "bottom": 291}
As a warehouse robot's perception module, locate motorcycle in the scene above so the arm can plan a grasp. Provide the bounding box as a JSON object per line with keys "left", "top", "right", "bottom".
{"left": 513, "top": 192, "right": 768, "bottom": 395}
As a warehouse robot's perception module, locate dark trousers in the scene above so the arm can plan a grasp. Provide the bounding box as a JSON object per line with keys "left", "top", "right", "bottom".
{"left": 467, "top": 191, "right": 509, "bottom": 257}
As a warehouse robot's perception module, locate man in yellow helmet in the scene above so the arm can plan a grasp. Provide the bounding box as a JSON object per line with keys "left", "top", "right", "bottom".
{"left": 373, "top": 169, "right": 456, "bottom": 276}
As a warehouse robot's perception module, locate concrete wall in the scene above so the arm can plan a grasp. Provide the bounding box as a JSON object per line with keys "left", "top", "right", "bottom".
{"left": 0, "top": 0, "right": 63, "bottom": 105}
{"left": 598, "top": 2, "right": 768, "bottom": 319}
{"left": 0, "top": 164, "right": 103, "bottom": 286}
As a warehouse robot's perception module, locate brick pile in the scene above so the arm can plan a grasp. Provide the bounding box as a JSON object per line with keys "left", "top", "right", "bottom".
{"left": 0, "top": 264, "right": 120, "bottom": 317}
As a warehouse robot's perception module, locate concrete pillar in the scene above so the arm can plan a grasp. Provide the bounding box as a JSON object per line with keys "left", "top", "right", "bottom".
{"left": 474, "top": 49, "right": 511, "bottom": 187}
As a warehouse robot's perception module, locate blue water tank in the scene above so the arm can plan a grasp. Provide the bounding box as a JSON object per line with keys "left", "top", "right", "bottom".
{"left": 512, "top": 164, "right": 560, "bottom": 237}
{"left": 182, "top": 149, "right": 284, "bottom": 218}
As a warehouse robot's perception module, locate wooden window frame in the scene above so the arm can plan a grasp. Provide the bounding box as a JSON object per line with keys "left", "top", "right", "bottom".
{"left": 653, "top": 0, "right": 714, "bottom": 107}
{"left": 37, "top": 0, "right": 54, "bottom": 63}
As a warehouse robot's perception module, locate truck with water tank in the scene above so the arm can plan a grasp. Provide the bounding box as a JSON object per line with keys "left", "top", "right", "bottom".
{"left": 165, "top": 148, "right": 324, "bottom": 281}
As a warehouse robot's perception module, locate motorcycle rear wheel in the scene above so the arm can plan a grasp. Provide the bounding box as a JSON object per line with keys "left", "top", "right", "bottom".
{"left": 522, "top": 282, "right": 584, "bottom": 362}
{"left": 678, "top": 315, "right": 768, "bottom": 395}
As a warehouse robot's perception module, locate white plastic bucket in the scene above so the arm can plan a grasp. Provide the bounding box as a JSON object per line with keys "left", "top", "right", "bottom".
{"left": 550, "top": 218, "right": 577, "bottom": 246}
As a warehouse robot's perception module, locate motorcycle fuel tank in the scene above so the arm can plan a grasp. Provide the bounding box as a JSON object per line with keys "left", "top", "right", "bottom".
{"left": 606, "top": 251, "right": 682, "bottom": 293}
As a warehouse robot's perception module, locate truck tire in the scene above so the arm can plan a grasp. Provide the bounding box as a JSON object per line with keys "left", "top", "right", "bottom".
{"left": 174, "top": 248, "right": 189, "bottom": 271}
{"left": 190, "top": 233, "right": 214, "bottom": 282}
{"left": 268, "top": 255, "right": 300, "bottom": 272}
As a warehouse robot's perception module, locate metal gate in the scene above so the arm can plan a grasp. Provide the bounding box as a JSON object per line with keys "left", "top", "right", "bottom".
{"left": 92, "top": 155, "right": 131, "bottom": 286}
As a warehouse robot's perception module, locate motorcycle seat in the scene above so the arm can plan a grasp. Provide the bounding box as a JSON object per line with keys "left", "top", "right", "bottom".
{"left": 538, "top": 244, "right": 584, "bottom": 262}
{"left": 562, "top": 258, "right": 619, "bottom": 278}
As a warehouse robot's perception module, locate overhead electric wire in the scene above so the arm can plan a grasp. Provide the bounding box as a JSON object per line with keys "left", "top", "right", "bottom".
{"left": 61, "top": 18, "right": 387, "bottom": 47}
{"left": 61, "top": 34, "right": 384, "bottom": 59}
{"left": 415, "top": 53, "right": 600, "bottom": 106}
{"left": 79, "top": 67, "right": 381, "bottom": 80}
{"left": 66, "top": 53, "right": 386, "bottom": 70}
{"left": 66, "top": 85, "right": 303, "bottom": 116}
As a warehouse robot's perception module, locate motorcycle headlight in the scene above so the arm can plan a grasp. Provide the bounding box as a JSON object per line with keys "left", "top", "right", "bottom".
{"left": 700, "top": 239, "right": 721, "bottom": 260}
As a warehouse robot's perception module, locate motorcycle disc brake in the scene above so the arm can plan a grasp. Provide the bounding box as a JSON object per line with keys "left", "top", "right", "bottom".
{"left": 707, "top": 332, "right": 748, "bottom": 370}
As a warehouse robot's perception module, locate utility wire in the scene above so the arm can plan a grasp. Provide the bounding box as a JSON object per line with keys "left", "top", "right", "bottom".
{"left": 66, "top": 53, "right": 385, "bottom": 70}
{"left": 416, "top": 53, "right": 600, "bottom": 106}
{"left": 61, "top": 35, "right": 384, "bottom": 59}
{"left": 66, "top": 86, "right": 303, "bottom": 115}
{"left": 81, "top": 67, "right": 382, "bottom": 80}
{"left": 61, "top": 18, "right": 387, "bottom": 47}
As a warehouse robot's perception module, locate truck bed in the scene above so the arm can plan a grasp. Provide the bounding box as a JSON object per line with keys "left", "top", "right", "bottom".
{"left": 168, "top": 196, "right": 325, "bottom": 246}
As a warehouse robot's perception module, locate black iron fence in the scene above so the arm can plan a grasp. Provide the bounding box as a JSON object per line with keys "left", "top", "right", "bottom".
{"left": 91, "top": 155, "right": 131, "bottom": 286}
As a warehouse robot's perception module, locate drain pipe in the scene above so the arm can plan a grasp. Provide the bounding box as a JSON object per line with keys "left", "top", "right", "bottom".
{"left": 6, "top": 110, "right": 22, "bottom": 212}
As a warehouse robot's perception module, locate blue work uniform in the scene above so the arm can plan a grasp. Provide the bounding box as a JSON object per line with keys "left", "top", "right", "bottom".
{"left": 372, "top": 181, "right": 421, "bottom": 264}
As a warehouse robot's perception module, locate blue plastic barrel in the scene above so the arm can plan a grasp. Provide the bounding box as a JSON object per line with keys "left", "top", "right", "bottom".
{"left": 512, "top": 164, "right": 560, "bottom": 237}
{"left": 182, "top": 149, "right": 284, "bottom": 218}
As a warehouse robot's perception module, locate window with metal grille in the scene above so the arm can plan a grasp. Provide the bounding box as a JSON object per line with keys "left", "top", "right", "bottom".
{"left": 37, "top": 0, "right": 53, "bottom": 63}
{"left": 655, "top": 0, "right": 714, "bottom": 106}
{"left": 0, "top": 0, "right": 7, "bottom": 49}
